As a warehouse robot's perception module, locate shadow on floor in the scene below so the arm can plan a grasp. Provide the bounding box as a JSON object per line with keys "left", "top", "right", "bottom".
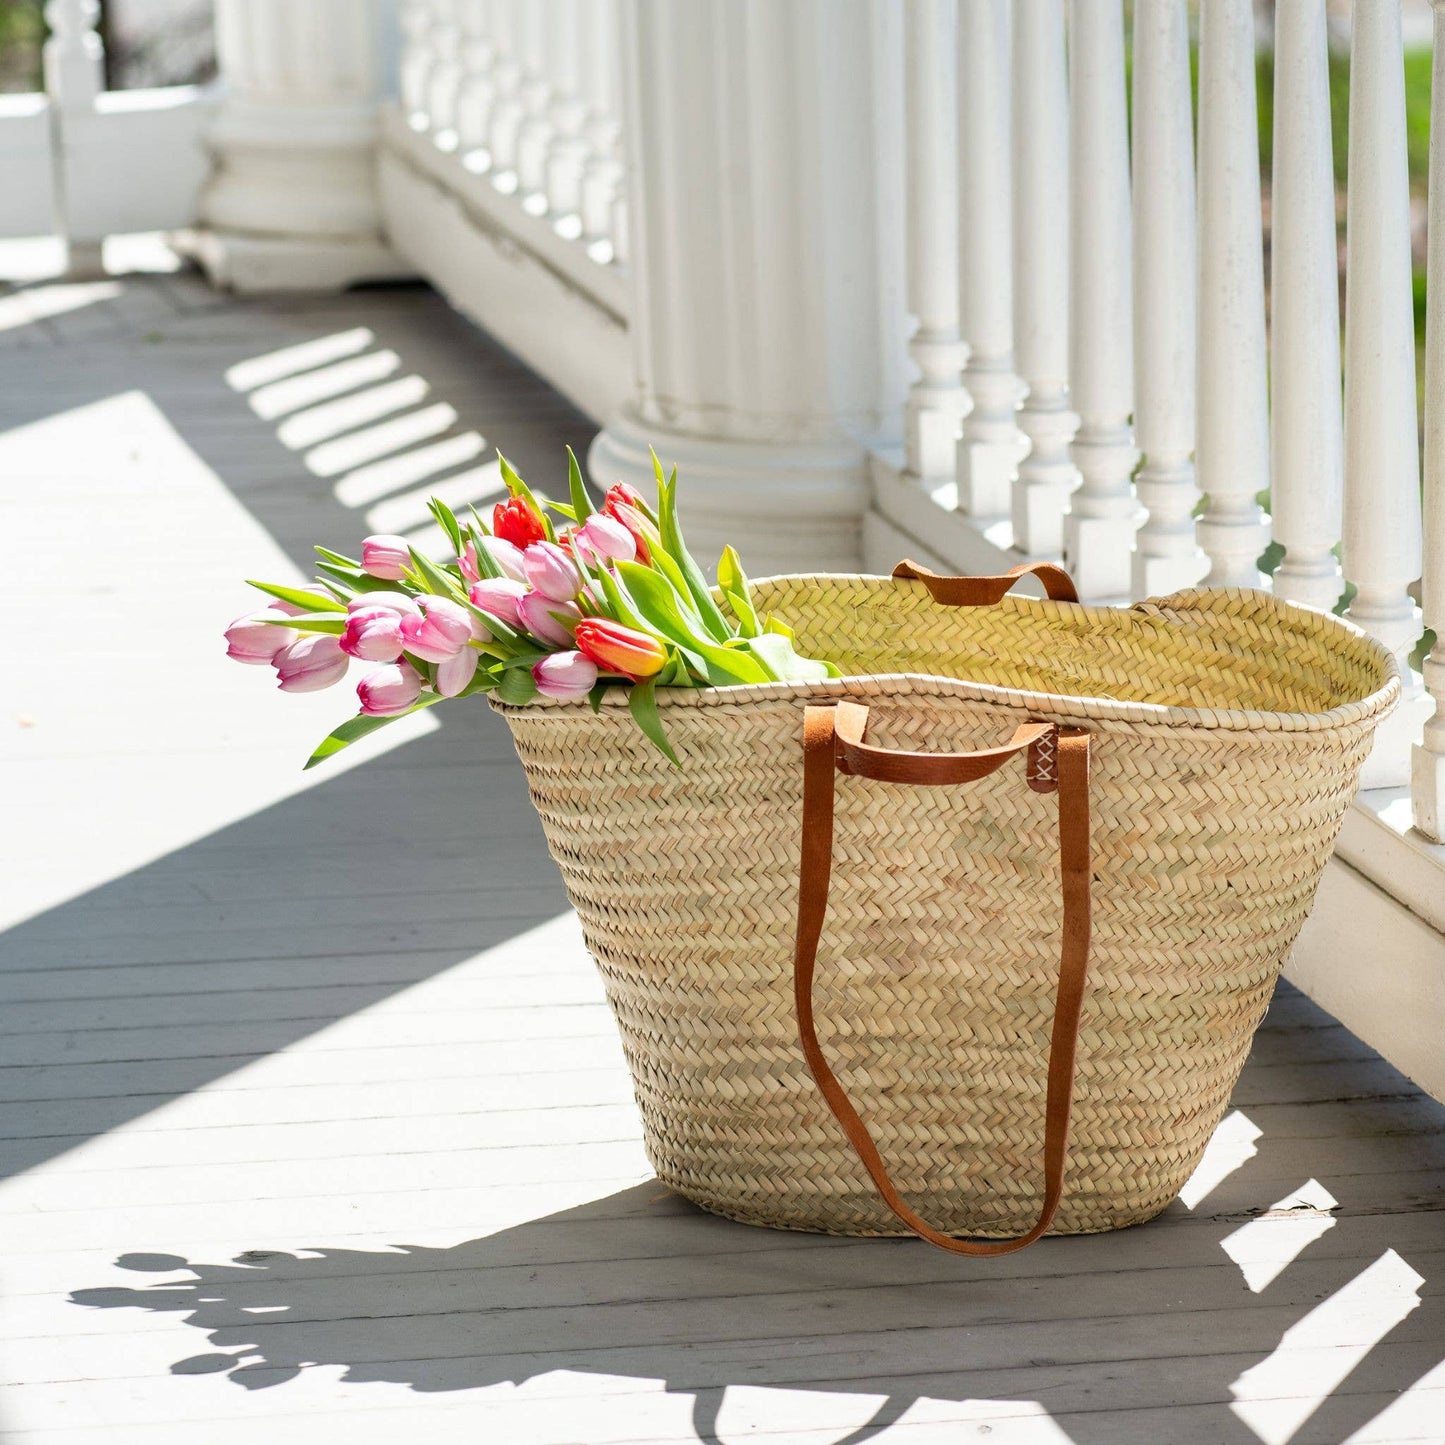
{"left": 69, "top": 1101, "right": 1445, "bottom": 1445}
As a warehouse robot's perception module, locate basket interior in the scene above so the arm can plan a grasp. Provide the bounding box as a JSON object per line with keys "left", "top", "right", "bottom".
{"left": 748, "top": 576, "right": 1393, "bottom": 716}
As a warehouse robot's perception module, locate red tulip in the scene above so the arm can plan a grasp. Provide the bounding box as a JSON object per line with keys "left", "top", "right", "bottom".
{"left": 573, "top": 618, "right": 667, "bottom": 680}
{"left": 493, "top": 496, "right": 546, "bottom": 549}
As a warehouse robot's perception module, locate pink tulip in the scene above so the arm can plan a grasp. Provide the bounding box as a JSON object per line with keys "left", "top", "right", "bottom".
{"left": 358, "top": 660, "right": 424, "bottom": 716}
{"left": 361, "top": 534, "right": 412, "bottom": 581}
{"left": 399, "top": 594, "right": 473, "bottom": 663}
{"left": 436, "top": 647, "right": 480, "bottom": 697}
{"left": 274, "top": 634, "right": 348, "bottom": 693}
{"left": 340, "top": 605, "right": 406, "bottom": 663}
{"left": 225, "top": 611, "right": 290, "bottom": 665}
{"left": 468, "top": 577, "right": 528, "bottom": 630}
{"left": 458, "top": 541, "right": 480, "bottom": 584}
{"left": 533, "top": 650, "right": 598, "bottom": 701}
{"left": 517, "top": 590, "right": 581, "bottom": 646}
{"left": 480, "top": 535, "right": 528, "bottom": 583}
{"left": 522, "top": 540, "right": 582, "bottom": 602}
{"left": 349, "top": 590, "right": 420, "bottom": 618}
{"left": 575, "top": 513, "right": 637, "bottom": 565}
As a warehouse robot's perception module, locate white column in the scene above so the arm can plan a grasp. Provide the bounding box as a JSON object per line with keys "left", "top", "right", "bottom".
{"left": 42, "top": 0, "right": 106, "bottom": 275}
{"left": 545, "top": 0, "right": 591, "bottom": 223}
{"left": 580, "top": 0, "right": 625, "bottom": 259}
{"left": 589, "top": 0, "right": 900, "bottom": 575}
{"left": 1270, "top": 0, "right": 1345, "bottom": 612}
{"left": 1345, "top": 0, "right": 1427, "bottom": 788}
{"left": 903, "top": 0, "right": 968, "bottom": 480}
{"left": 955, "top": 0, "right": 1022, "bottom": 519}
{"left": 1010, "top": 0, "right": 1077, "bottom": 556}
{"left": 1417, "top": 0, "right": 1445, "bottom": 839}
{"left": 399, "top": 0, "right": 437, "bottom": 126}
{"left": 1063, "top": 0, "right": 1138, "bottom": 599}
{"left": 186, "top": 0, "right": 404, "bottom": 292}
{"left": 455, "top": 0, "right": 499, "bottom": 155}
{"left": 1195, "top": 0, "right": 1271, "bottom": 588}
{"left": 1130, "top": 0, "right": 1205, "bottom": 598}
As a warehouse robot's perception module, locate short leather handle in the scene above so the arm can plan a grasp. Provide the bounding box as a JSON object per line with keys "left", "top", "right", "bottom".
{"left": 794, "top": 699, "right": 1092, "bottom": 1256}
{"left": 893, "top": 558, "right": 1080, "bottom": 606}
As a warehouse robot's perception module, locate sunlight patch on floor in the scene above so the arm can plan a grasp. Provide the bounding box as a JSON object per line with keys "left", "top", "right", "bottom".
{"left": 249, "top": 350, "right": 403, "bottom": 424}
{"left": 1229, "top": 1249, "right": 1426, "bottom": 1445}
{"left": 0, "top": 280, "right": 123, "bottom": 333}
{"left": 0, "top": 388, "right": 437, "bottom": 929}
{"left": 1178, "top": 1108, "right": 1263, "bottom": 1210}
{"left": 1220, "top": 1180, "right": 1340, "bottom": 1293}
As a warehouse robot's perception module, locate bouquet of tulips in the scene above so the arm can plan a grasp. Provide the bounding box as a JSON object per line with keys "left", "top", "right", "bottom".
{"left": 224, "top": 450, "right": 838, "bottom": 766}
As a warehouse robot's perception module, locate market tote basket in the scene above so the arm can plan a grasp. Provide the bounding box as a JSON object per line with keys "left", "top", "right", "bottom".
{"left": 496, "top": 563, "right": 1399, "bottom": 1251}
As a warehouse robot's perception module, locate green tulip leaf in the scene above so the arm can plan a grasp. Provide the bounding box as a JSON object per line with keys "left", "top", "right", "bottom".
{"left": 246, "top": 580, "right": 348, "bottom": 613}
{"left": 303, "top": 693, "right": 446, "bottom": 770}
{"left": 260, "top": 612, "right": 346, "bottom": 636}
{"left": 615, "top": 561, "right": 768, "bottom": 685}
{"left": 495, "top": 665, "right": 539, "bottom": 705}
{"left": 745, "top": 632, "right": 839, "bottom": 682}
{"left": 427, "top": 497, "right": 465, "bottom": 557}
{"left": 627, "top": 678, "right": 680, "bottom": 766}
{"left": 314, "top": 545, "right": 360, "bottom": 568}
{"left": 566, "top": 445, "right": 594, "bottom": 522}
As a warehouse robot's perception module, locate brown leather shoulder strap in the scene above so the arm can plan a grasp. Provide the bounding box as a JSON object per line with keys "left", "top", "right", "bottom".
{"left": 794, "top": 701, "right": 1092, "bottom": 1256}
{"left": 893, "top": 558, "right": 1080, "bottom": 606}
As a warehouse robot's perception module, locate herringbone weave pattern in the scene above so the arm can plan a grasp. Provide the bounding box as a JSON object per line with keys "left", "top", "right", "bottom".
{"left": 498, "top": 577, "right": 1399, "bottom": 1237}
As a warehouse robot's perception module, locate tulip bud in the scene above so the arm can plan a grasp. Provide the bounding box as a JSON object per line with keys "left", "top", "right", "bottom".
{"left": 533, "top": 650, "right": 599, "bottom": 701}
{"left": 517, "top": 590, "right": 581, "bottom": 647}
{"left": 225, "top": 611, "right": 290, "bottom": 665}
{"left": 573, "top": 618, "right": 668, "bottom": 680}
{"left": 274, "top": 634, "right": 349, "bottom": 693}
{"left": 468, "top": 577, "right": 527, "bottom": 629}
{"left": 605, "top": 501, "right": 655, "bottom": 564}
{"left": 361, "top": 534, "right": 412, "bottom": 581}
{"left": 340, "top": 605, "right": 406, "bottom": 663}
{"left": 358, "top": 660, "right": 424, "bottom": 716}
{"left": 522, "top": 540, "right": 582, "bottom": 602}
{"left": 575, "top": 513, "right": 637, "bottom": 565}
{"left": 492, "top": 496, "right": 547, "bottom": 549}
{"left": 479, "top": 535, "right": 528, "bottom": 582}
{"left": 348, "top": 590, "right": 420, "bottom": 618}
{"left": 400, "top": 594, "right": 474, "bottom": 663}
{"left": 457, "top": 541, "right": 480, "bottom": 584}
{"left": 604, "top": 481, "right": 648, "bottom": 515}
{"left": 436, "top": 646, "right": 480, "bottom": 697}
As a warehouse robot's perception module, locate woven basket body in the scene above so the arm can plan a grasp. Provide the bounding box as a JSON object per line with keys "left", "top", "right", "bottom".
{"left": 497, "top": 577, "right": 1398, "bottom": 1238}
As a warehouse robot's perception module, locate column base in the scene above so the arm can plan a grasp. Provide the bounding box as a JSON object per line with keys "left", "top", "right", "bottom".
{"left": 588, "top": 409, "right": 870, "bottom": 578}
{"left": 956, "top": 435, "right": 1023, "bottom": 519}
{"left": 1360, "top": 688, "right": 1434, "bottom": 790}
{"left": 905, "top": 392, "right": 967, "bottom": 481}
{"left": 1412, "top": 740, "right": 1445, "bottom": 843}
{"left": 1012, "top": 475, "right": 1076, "bottom": 558}
{"left": 173, "top": 228, "right": 413, "bottom": 294}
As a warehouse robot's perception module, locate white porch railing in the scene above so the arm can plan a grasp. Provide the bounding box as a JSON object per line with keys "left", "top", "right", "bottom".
{"left": 376, "top": 0, "right": 631, "bottom": 419}
{"left": 882, "top": 0, "right": 1439, "bottom": 816}
{"left": 0, "top": 0, "right": 213, "bottom": 270}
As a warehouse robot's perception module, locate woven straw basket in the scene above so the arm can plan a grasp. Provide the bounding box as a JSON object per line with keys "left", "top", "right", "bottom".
{"left": 496, "top": 565, "right": 1399, "bottom": 1249}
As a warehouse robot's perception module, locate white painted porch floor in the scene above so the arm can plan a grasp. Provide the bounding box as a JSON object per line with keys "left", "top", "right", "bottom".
{"left": 2, "top": 266, "right": 1444, "bottom": 1445}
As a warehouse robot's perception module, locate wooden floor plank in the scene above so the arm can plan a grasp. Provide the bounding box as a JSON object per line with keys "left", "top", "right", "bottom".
{"left": 3, "top": 271, "right": 1443, "bottom": 1445}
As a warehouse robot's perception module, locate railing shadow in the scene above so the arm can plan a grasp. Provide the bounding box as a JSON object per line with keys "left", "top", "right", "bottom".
{"left": 68, "top": 1056, "right": 1445, "bottom": 1445}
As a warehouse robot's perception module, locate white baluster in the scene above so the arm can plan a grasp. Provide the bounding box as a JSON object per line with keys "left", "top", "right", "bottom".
{"left": 516, "top": 0, "right": 557, "bottom": 209}
{"left": 904, "top": 0, "right": 967, "bottom": 480}
{"left": 546, "top": 0, "right": 591, "bottom": 225}
{"left": 455, "top": 0, "right": 498, "bottom": 156}
{"left": 399, "top": 0, "right": 437, "bottom": 129}
{"left": 1011, "top": 0, "right": 1076, "bottom": 555}
{"left": 42, "top": 0, "right": 105, "bottom": 275}
{"left": 581, "top": 0, "right": 624, "bottom": 259}
{"left": 1195, "top": 0, "right": 1270, "bottom": 588}
{"left": 1130, "top": 0, "right": 1205, "bottom": 597}
{"left": 1063, "top": 0, "right": 1138, "bottom": 598}
{"left": 1345, "top": 0, "right": 1427, "bottom": 788}
{"left": 955, "top": 0, "right": 1022, "bottom": 518}
{"left": 486, "top": 0, "right": 527, "bottom": 188}
{"left": 1270, "top": 0, "right": 1345, "bottom": 612}
{"left": 426, "top": 0, "right": 464, "bottom": 150}
{"left": 1417, "top": 1, "right": 1445, "bottom": 839}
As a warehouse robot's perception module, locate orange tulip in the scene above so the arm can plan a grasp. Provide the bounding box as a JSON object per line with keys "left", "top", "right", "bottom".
{"left": 573, "top": 618, "right": 667, "bottom": 679}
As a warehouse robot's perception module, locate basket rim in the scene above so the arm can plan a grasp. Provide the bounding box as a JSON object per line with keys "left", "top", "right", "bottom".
{"left": 494, "top": 576, "right": 1402, "bottom": 735}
